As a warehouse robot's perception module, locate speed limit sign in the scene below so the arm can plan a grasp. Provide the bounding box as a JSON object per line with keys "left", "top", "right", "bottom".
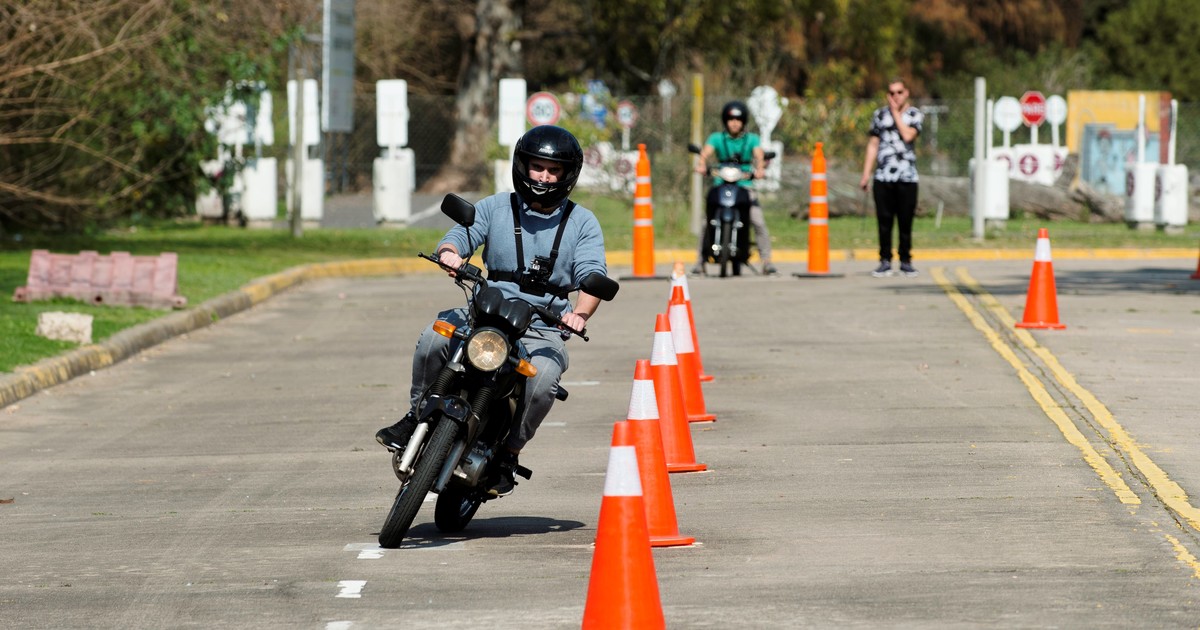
{"left": 616, "top": 100, "right": 638, "bottom": 129}
{"left": 526, "top": 92, "right": 561, "bottom": 126}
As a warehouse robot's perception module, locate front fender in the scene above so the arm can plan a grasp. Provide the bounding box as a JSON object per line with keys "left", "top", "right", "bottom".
{"left": 418, "top": 394, "right": 475, "bottom": 437}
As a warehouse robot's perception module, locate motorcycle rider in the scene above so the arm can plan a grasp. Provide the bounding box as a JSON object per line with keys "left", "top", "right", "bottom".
{"left": 375, "top": 125, "right": 609, "bottom": 497}
{"left": 691, "top": 100, "right": 777, "bottom": 275}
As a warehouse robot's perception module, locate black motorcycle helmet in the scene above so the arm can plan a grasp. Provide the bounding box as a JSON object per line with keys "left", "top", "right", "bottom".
{"left": 721, "top": 100, "right": 749, "bottom": 131}
{"left": 511, "top": 125, "right": 584, "bottom": 210}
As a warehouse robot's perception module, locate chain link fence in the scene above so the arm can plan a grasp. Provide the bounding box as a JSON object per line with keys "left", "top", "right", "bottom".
{"left": 307, "top": 91, "right": 1200, "bottom": 208}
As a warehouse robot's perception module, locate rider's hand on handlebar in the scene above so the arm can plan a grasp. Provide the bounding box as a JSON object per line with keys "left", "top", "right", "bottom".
{"left": 694, "top": 162, "right": 708, "bottom": 175}
{"left": 559, "top": 311, "right": 588, "bottom": 334}
{"left": 438, "top": 249, "right": 464, "bottom": 276}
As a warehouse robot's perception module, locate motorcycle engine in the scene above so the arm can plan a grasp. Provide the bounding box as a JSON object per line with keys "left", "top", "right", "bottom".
{"left": 453, "top": 444, "right": 493, "bottom": 486}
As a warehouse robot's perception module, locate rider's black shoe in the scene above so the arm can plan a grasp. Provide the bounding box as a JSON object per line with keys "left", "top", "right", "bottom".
{"left": 488, "top": 450, "right": 520, "bottom": 497}
{"left": 689, "top": 265, "right": 704, "bottom": 277}
{"left": 375, "top": 412, "right": 417, "bottom": 451}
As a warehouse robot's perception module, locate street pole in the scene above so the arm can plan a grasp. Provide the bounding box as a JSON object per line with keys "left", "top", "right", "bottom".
{"left": 690, "top": 73, "right": 704, "bottom": 237}
{"left": 972, "top": 77, "right": 986, "bottom": 242}
{"left": 290, "top": 47, "right": 306, "bottom": 238}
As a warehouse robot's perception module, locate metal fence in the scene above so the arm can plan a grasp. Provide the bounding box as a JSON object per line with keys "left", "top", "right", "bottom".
{"left": 302, "top": 92, "right": 1200, "bottom": 197}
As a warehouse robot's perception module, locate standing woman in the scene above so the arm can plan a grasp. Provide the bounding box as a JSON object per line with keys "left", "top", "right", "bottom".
{"left": 859, "top": 78, "right": 923, "bottom": 277}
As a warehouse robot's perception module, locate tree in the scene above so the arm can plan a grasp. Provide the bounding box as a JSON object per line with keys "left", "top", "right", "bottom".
{"left": 1097, "top": 0, "right": 1200, "bottom": 100}
{"left": 0, "top": 1, "right": 283, "bottom": 231}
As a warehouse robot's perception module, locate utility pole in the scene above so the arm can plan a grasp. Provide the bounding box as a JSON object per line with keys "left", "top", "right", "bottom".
{"left": 290, "top": 49, "right": 306, "bottom": 239}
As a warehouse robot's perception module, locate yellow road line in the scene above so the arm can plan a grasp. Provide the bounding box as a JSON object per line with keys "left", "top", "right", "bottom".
{"left": 956, "top": 267, "right": 1200, "bottom": 532}
{"left": 930, "top": 267, "right": 1140, "bottom": 505}
{"left": 1164, "top": 534, "right": 1200, "bottom": 580}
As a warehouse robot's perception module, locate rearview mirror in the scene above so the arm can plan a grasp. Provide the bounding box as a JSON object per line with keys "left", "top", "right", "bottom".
{"left": 440, "top": 194, "right": 476, "bottom": 227}
{"left": 579, "top": 273, "right": 620, "bottom": 301}
{"left": 687, "top": 143, "right": 702, "bottom": 155}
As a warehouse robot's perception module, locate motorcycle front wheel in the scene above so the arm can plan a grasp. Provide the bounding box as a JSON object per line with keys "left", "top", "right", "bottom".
{"left": 434, "top": 485, "right": 483, "bottom": 533}
{"left": 718, "top": 222, "right": 733, "bottom": 278}
{"left": 378, "top": 419, "right": 459, "bottom": 548}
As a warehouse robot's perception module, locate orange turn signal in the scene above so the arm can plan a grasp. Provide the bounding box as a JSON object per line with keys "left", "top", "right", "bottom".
{"left": 432, "top": 320, "right": 456, "bottom": 338}
{"left": 516, "top": 359, "right": 538, "bottom": 378}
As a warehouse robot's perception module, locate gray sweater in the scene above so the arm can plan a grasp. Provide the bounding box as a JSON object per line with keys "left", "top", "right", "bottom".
{"left": 438, "top": 192, "right": 608, "bottom": 326}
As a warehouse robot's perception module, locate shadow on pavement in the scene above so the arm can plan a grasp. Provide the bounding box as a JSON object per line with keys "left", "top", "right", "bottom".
{"left": 389, "top": 516, "right": 588, "bottom": 549}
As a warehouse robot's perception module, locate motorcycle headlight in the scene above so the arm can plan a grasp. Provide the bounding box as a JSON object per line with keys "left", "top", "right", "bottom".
{"left": 466, "top": 329, "right": 509, "bottom": 372}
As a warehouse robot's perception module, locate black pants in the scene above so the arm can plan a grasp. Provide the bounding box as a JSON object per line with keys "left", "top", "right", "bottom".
{"left": 872, "top": 181, "right": 918, "bottom": 263}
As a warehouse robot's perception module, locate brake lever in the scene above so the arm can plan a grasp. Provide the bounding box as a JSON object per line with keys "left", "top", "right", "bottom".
{"left": 533, "top": 305, "right": 588, "bottom": 342}
{"left": 418, "top": 252, "right": 484, "bottom": 284}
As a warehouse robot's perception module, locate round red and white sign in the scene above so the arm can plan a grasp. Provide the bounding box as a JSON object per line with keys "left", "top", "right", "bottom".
{"left": 1019, "top": 91, "right": 1046, "bottom": 127}
{"left": 526, "top": 92, "right": 562, "bottom": 126}
{"left": 1019, "top": 153, "right": 1039, "bottom": 176}
{"left": 616, "top": 100, "right": 638, "bottom": 129}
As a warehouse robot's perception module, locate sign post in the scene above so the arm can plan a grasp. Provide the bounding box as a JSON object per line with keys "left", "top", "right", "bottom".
{"left": 496, "top": 78, "right": 527, "bottom": 193}
{"left": 616, "top": 100, "right": 638, "bottom": 150}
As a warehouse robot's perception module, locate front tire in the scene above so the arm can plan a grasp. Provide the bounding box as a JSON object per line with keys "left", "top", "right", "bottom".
{"left": 378, "top": 419, "right": 459, "bottom": 548}
{"left": 718, "top": 222, "right": 733, "bottom": 278}
{"left": 434, "top": 485, "right": 483, "bottom": 533}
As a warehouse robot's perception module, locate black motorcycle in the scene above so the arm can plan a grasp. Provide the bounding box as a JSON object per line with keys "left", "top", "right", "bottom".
{"left": 378, "top": 194, "right": 620, "bottom": 548}
{"left": 688, "top": 143, "right": 775, "bottom": 278}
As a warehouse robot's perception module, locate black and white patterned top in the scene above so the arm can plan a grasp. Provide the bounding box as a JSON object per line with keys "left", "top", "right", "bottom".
{"left": 868, "top": 106, "right": 923, "bottom": 183}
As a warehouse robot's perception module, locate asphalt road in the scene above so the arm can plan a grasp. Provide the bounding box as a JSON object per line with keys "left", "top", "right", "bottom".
{"left": 3, "top": 255, "right": 1200, "bottom": 628}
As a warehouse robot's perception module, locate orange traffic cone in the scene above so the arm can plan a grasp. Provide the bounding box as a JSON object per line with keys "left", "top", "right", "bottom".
{"left": 1190, "top": 242, "right": 1200, "bottom": 279}
{"left": 670, "top": 263, "right": 713, "bottom": 382}
{"left": 649, "top": 313, "right": 707, "bottom": 473}
{"left": 624, "top": 144, "right": 667, "bottom": 280}
{"left": 1016, "top": 228, "right": 1067, "bottom": 330}
{"left": 794, "top": 142, "right": 843, "bottom": 278}
{"left": 669, "top": 285, "right": 715, "bottom": 423}
{"left": 626, "top": 359, "right": 696, "bottom": 548}
{"left": 582, "top": 422, "right": 666, "bottom": 630}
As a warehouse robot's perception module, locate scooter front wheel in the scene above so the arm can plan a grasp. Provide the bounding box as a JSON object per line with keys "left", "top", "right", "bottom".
{"left": 718, "top": 222, "right": 733, "bottom": 278}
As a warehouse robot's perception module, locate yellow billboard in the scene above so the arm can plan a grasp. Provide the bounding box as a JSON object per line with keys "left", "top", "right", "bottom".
{"left": 1067, "top": 90, "right": 1172, "bottom": 193}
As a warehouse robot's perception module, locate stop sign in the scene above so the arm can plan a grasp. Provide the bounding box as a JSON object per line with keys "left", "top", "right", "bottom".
{"left": 1020, "top": 91, "right": 1046, "bottom": 127}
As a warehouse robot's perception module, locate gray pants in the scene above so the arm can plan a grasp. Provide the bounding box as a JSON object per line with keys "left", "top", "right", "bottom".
{"left": 695, "top": 192, "right": 773, "bottom": 264}
{"left": 409, "top": 308, "right": 569, "bottom": 452}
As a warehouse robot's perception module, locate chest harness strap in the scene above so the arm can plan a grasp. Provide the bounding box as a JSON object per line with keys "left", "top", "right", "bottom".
{"left": 487, "top": 194, "right": 575, "bottom": 298}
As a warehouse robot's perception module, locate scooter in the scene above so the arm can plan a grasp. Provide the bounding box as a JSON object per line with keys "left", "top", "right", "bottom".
{"left": 688, "top": 144, "right": 775, "bottom": 278}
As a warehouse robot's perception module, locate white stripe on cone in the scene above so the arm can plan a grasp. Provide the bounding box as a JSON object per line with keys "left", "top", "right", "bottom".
{"left": 650, "top": 329, "right": 678, "bottom": 366}
{"left": 627, "top": 377, "right": 659, "bottom": 421}
{"left": 1034, "top": 237, "right": 1052, "bottom": 262}
{"left": 668, "top": 303, "right": 695, "bottom": 353}
{"left": 603, "top": 445, "right": 642, "bottom": 497}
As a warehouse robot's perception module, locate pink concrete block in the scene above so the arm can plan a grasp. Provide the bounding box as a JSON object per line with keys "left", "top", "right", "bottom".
{"left": 13, "top": 250, "right": 187, "bottom": 309}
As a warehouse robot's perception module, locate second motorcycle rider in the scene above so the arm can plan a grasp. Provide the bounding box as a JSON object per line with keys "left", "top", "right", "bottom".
{"left": 691, "top": 100, "right": 777, "bottom": 276}
{"left": 376, "top": 125, "right": 610, "bottom": 497}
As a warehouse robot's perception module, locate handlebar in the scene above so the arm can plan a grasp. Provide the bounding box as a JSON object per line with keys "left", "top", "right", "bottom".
{"left": 704, "top": 163, "right": 760, "bottom": 182}
{"left": 419, "top": 252, "right": 485, "bottom": 284}
{"left": 533, "top": 305, "right": 589, "bottom": 342}
{"left": 420, "top": 252, "right": 589, "bottom": 341}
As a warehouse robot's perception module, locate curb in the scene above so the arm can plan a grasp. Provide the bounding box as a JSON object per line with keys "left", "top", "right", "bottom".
{"left": 2, "top": 248, "right": 1195, "bottom": 409}
{"left": 0, "top": 257, "right": 428, "bottom": 409}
